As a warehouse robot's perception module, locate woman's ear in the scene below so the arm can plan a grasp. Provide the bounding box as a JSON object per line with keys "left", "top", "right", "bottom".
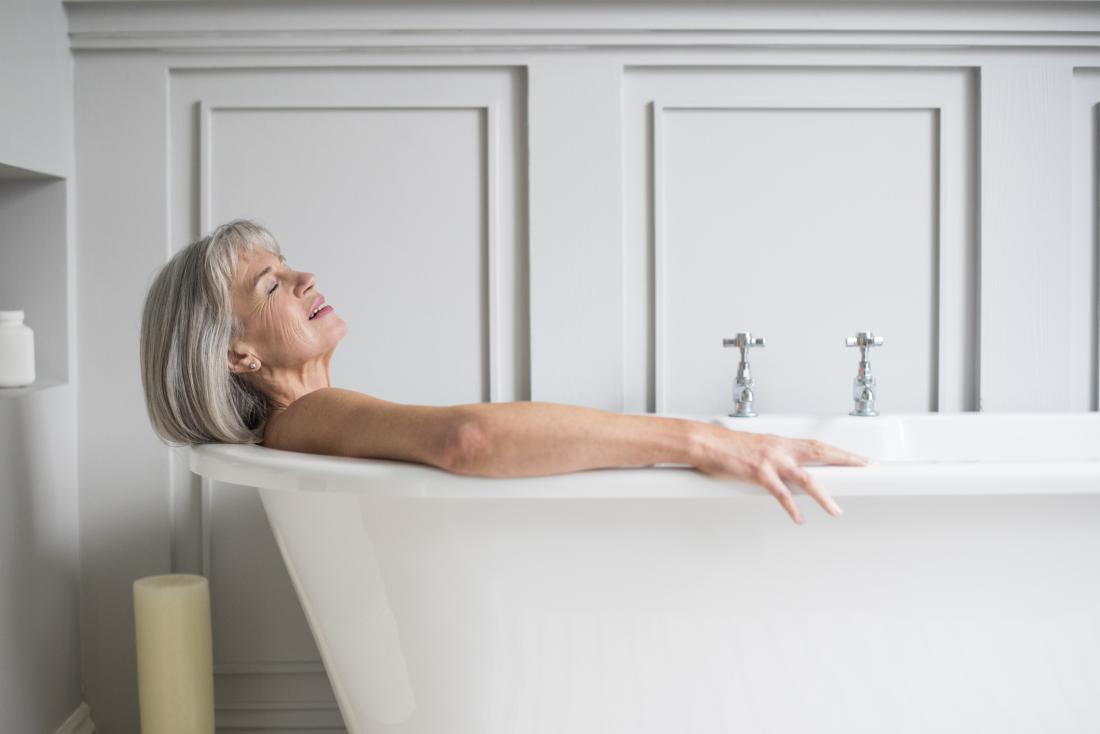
{"left": 227, "top": 346, "right": 258, "bottom": 374}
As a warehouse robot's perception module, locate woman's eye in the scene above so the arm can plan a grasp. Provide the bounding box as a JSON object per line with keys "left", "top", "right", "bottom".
{"left": 267, "top": 281, "right": 279, "bottom": 295}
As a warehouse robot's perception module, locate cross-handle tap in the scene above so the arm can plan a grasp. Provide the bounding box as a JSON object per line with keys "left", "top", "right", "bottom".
{"left": 845, "top": 331, "right": 884, "bottom": 416}
{"left": 722, "top": 332, "right": 765, "bottom": 417}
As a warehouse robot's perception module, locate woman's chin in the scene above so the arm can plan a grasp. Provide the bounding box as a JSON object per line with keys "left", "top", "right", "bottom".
{"left": 331, "top": 317, "right": 348, "bottom": 342}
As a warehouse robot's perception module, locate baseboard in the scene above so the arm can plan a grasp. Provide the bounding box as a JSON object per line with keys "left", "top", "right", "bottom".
{"left": 55, "top": 702, "right": 95, "bottom": 734}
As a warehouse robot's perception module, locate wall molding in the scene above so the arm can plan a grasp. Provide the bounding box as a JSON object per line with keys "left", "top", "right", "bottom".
{"left": 63, "top": 1, "right": 1100, "bottom": 52}
{"left": 54, "top": 702, "right": 96, "bottom": 734}
{"left": 65, "top": 29, "right": 1100, "bottom": 53}
{"left": 216, "top": 700, "right": 344, "bottom": 731}
{"left": 1071, "top": 66, "right": 1100, "bottom": 409}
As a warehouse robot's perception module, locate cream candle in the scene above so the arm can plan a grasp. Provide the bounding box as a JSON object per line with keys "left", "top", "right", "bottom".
{"left": 133, "top": 574, "right": 215, "bottom": 734}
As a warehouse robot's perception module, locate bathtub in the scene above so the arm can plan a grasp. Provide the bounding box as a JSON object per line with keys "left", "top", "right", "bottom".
{"left": 189, "top": 412, "right": 1100, "bottom": 734}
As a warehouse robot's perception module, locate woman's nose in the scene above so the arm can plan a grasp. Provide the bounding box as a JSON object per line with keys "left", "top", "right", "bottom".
{"left": 296, "top": 272, "right": 316, "bottom": 296}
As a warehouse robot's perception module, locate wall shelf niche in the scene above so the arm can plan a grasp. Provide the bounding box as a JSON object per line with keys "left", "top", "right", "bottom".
{"left": 0, "top": 161, "right": 69, "bottom": 395}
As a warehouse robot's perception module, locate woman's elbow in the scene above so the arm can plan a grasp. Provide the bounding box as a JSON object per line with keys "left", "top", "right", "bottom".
{"left": 441, "top": 417, "right": 489, "bottom": 475}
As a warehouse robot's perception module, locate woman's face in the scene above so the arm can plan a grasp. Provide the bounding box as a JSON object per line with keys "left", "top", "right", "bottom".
{"left": 227, "top": 246, "right": 347, "bottom": 374}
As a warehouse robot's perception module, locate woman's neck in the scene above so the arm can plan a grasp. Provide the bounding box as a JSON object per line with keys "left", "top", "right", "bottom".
{"left": 257, "top": 356, "right": 333, "bottom": 413}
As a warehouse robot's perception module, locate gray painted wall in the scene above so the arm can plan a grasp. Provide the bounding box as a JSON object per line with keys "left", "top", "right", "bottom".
{"left": 0, "top": 1, "right": 83, "bottom": 732}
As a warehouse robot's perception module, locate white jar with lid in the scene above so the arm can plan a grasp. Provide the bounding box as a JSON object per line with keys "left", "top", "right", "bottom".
{"left": 0, "top": 310, "right": 35, "bottom": 388}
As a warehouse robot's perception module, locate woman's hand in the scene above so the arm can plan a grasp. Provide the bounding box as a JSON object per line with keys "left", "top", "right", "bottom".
{"left": 692, "top": 425, "right": 870, "bottom": 525}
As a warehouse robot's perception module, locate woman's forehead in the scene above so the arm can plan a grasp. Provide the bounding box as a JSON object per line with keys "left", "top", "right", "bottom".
{"left": 234, "top": 246, "right": 284, "bottom": 284}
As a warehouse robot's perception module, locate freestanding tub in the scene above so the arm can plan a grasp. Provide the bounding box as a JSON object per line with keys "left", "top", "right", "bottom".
{"left": 190, "top": 412, "right": 1100, "bottom": 734}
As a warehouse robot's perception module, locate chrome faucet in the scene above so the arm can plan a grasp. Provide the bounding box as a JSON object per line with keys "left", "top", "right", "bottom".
{"left": 845, "top": 331, "right": 884, "bottom": 416}
{"left": 722, "top": 332, "right": 765, "bottom": 417}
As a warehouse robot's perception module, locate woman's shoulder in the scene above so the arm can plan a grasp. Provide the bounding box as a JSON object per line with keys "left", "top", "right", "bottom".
{"left": 260, "top": 409, "right": 288, "bottom": 450}
{"left": 255, "top": 387, "right": 457, "bottom": 467}
{"left": 258, "top": 387, "right": 368, "bottom": 452}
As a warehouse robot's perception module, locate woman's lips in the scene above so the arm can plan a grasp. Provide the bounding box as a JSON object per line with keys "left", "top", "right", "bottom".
{"left": 310, "top": 305, "right": 333, "bottom": 320}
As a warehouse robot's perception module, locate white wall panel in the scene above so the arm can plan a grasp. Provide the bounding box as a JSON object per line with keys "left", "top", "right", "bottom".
{"left": 527, "top": 58, "right": 625, "bottom": 408}
{"left": 980, "top": 64, "right": 1075, "bottom": 412}
{"left": 624, "top": 67, "right": 978, "bottom": 416}
{"left": 170, "top": 67, "right": 528, "bottom": 407}
{"left": 165, "top": 65, "right": 527, "bottom": 723}
{"left": 76, "top": 54, "right": 177, "bottom": 734}
{"left": 206, "top": 104, "right": 489, "bottom": 404}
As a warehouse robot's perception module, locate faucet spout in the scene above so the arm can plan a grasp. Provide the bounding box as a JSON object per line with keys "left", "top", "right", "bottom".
{"left": 845, "top": 331, "right": 884, "bottom": 416}
{"left": 722, "top": 332, "right": 765, "bottom": 417}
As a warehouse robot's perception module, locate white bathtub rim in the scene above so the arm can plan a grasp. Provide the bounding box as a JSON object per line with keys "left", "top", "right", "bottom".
{"left": 189, "top": 411, "right": 1100, "bottom": 499}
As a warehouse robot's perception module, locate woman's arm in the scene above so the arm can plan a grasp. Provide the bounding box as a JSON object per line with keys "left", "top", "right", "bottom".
{"left": 267, "top": 390, "right": 867, "bottom": 525}
{"left": 448, "top": 401, "right": 701, "bottom": 477}
{"left": 455, "top": 400, "right": 867, "bottom": 524}
{"left": 266, "top": 392, "right": 699, "bottom": 475}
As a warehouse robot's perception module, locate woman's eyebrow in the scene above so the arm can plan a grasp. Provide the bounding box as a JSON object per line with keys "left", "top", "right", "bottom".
{"left": 250, "top": 255, "right": 287, "bottom": 289}
{"left": 251, "top": 266, "right": 273, "bottom": 289}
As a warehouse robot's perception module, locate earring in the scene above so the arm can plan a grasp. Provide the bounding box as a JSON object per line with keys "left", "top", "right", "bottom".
{"left": 249, "top": 362, "right": 258, "bottom": 370}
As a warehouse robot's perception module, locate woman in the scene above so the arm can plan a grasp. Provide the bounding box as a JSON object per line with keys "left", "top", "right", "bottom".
{"left": 140, "top": 219, "right": 869, "bottom": 525}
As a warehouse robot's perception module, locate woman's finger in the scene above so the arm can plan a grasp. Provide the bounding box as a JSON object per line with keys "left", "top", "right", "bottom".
{"left": 796, "top": 438, "right": 869, "bottom": 466}
{"left": 755, "top": 464, "right": 804, "bottom": 525}
{"left": 778, "top": 462, "right": 843, "bottom": 517}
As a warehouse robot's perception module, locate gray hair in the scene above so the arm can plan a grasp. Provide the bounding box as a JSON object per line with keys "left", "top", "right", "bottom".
{"left": 139, "top": 219, "right": 284, "bottom": 446}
